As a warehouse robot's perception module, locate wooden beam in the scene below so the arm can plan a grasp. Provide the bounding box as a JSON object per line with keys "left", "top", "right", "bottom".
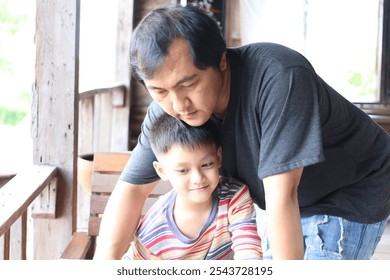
{"left": 111, "top": 0, "right": 133, "bottom": 151}
{"left": 78, "top": 84, "right": 126, "bottom": 101}
{"left": 32, "top": 0, "right": 80, "bottom": 259}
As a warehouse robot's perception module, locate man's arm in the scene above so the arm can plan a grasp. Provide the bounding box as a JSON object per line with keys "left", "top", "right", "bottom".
{"left": 263, "top": 168, "right": 304, "bottom": 260}
{"left": 93, "top": 179, "right": 159, "bottom": 259}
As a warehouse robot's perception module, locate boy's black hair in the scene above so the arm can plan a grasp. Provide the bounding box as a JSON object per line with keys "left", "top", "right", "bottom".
{"left": 149, "top": 114, "right": 220, "bottom": 156}
{"left": 130, "top": 4, "right": 226, "bottom": 83}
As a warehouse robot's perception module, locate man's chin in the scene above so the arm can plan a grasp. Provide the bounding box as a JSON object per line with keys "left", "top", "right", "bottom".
{"left": 180, "top": 118, "right": 208, "bottom": 127}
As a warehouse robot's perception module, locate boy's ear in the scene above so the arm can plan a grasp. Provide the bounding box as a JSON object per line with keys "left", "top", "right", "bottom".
{"left": 153, "top": 161, "right": 169, "bottom": 181}
{"left": 217, "top": 147, "right": 222, "bottom": 168}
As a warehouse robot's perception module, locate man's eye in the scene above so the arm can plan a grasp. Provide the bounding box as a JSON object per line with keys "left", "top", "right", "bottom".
{"left": 181, "top": 80, "right": 197, "bottom": 89}
{"left": 184, "top": 82, "right": 195, "bottom": 88}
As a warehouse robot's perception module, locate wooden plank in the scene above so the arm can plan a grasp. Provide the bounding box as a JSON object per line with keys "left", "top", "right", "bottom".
{"left": 89, "top": 195, "right": 110, "bottom": 215}
{"left": 10, "top": 212, "right": 27, "bottom": 260}
{"left": 0, "top": 165, "right": 57, "bottom": 236}
{"left": 0, "top": 174, "right": 15, "bottom": 189}
{"left": 3, "top": 231, "right": 10, "bottom": 260}
{"left": 88, "top": 216, "right": 103, "bottom": 236}
{"left": 77, "top": 97, "right": 94, "bottom": 232}
{"left": 78, "top": 97, "right": 94, "bottom": 155}
{"left": 0, "top": 230, "right": 9, "bottom": 260}
{"left": 91, "top": 173, "right": 120, "bottom": 193}
{"left": 93, "top": 93, "right": 113, "bottom": 152}
{"left": 60, "top": 232, "right": 92, "bottom": 259}
{"left": 33, "top": 0, "right": 79, "bottom": 259}
{"left": 112, "top": 86, "right": 125, "bottom": 107}
{"left": 31, "top": 177, "right": 58, "bottom": 219}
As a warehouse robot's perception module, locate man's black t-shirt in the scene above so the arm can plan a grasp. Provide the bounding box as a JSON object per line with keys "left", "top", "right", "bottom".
{"left": 120, "top": 43, "right": 390, "bottom": 223}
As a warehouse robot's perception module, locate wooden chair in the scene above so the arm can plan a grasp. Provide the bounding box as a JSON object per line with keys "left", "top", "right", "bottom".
{"left": 60, "top": 152, "right": 171, "bottom": 259}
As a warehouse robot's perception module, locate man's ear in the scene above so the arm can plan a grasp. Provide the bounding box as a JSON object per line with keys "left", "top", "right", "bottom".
{"left": 219, "top": 52, "right": 228, "bottom": 71}
{"left": 153, "top": 161, "right": 169, "bottom": 181}
{"left": 217, "top": 146, "right": 222, "bottom": 168}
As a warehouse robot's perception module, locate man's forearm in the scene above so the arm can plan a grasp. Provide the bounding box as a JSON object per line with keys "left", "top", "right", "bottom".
{"left": 93, "top": 180, "right": 156, "bottom": 259}
{"left": 266, "top": 199, "right": 304, "bottom": 259}
{"left": 263, "top": 168, "right": 304, "bottom": 260}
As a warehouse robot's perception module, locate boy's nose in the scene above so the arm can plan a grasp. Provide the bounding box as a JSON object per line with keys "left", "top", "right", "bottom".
{"left": 190, "top": 169, "right": 205, "bottom": 185}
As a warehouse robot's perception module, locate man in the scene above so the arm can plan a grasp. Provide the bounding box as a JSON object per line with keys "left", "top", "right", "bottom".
{"left": 94, "top": 5, "right": 390, "bottom": 260}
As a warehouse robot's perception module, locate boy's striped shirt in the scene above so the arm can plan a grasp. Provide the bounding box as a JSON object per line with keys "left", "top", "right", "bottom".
{"left": 122, "top": 177, "right": 262, "bottom": 260}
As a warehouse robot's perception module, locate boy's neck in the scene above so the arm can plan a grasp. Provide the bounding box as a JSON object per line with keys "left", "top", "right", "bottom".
{"left": 173, "top": 195, "right": 214, "bottom": 239}
{"left": 175, "top": 194, "right": 213, "bottom": 212}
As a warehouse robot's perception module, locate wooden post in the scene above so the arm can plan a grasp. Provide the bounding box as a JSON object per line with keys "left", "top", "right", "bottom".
{"left": 111, "top": 0, "right": 133, "bottom": 151}
{"left": 32, "top": 0, "right": 79, "bottom": 259}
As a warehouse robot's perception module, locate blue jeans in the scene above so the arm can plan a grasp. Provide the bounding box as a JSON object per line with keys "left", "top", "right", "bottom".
{"left": 260, "top": 214, "right": 388, "bottom": 260}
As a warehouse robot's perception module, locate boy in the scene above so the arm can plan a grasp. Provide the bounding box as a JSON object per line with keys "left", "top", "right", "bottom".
{"left": 122, "top": 114, "right": 262, "bottom": 260}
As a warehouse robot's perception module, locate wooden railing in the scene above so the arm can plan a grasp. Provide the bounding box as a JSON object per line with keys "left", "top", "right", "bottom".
{"left": 0, "top": 165, "right": 57, "bottom": 260}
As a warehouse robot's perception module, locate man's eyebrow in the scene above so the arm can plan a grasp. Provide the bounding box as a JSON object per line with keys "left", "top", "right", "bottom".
{"left": 172, "top": 74, "right": 197, "bottom": 88}
{"left": 147, "top": 74, "right": 197, "bottom": 90}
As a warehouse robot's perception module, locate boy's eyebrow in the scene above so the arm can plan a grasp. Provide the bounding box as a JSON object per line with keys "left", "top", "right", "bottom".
{"left": 172, "top": 151, "right": 216, "bottom": 166}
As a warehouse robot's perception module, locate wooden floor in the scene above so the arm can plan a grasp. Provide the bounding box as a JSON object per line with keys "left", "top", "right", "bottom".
{"left": 372, "top": 221, "right": 390, "bottom": 260}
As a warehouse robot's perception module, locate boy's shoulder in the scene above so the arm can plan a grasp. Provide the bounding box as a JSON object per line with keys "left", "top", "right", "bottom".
{"left": 217, "top": 176, "right": 249, "bottom": 197}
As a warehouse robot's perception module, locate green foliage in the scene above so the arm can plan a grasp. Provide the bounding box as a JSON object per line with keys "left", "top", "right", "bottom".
{"left": 0, "top": 106, "right": 27, "bottom": 126}
{"left": 348, "top": 72, "right": 362, "bottom": 87}
{"left": 0, "top": 0, "right": 28, "bottom": 74}
{"left": 0, "top": 91, "right": 30, "bottom": 126}
{"left": 348, "top": 70, "right": 376, "bottom": 98}
{"left": 0, "top": 1, "right": 31, "bottom": 126}
{"left": 0, "top": 0, "right": 27, "bottom": 35}
{"left": 0, "top": 55, "right": 13, "bottom": 74}
{"left": 18, "top": 91, "right": 31, "bottom": 104}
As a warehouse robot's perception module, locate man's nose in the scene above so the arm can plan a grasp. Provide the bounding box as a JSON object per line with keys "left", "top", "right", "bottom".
{"left": 172, "top": 93, "right": 190, "bottom": 113}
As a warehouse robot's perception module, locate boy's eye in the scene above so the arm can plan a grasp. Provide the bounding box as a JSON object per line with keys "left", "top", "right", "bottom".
{"left": 202, "top": 162, "right": 214, "bottom": 168}
{"left": 175, "top": 168, "right": 188, "bottom": 174}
